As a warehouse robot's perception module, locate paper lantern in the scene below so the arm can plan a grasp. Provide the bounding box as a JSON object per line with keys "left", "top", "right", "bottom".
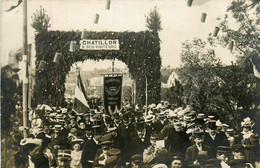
{"left": 201, "top": 13, "right": 207, "bottom": 23}
{"left": 213, "top": 26, "right": 220, "bottom": 37}
{"left": 94, "top": 14, "right": 99, "bottom": 24}
{"left": 69, "top": 41, "right": 76, "bottom": 52}
{"left": 38, "top": 60, "right": 46, "bottom": 72}
{"left": 187, "top": 0, "right": 193, "bottom": 7}
{"left": 227, "top": 41, "right": 234, "bottom": 51}
{"left": 53, "top": 52, "right": 61, "bottom": 63}
{"left": 81, "top": 29, "right": 87, "bottom": 39}
{"left": 106, "top": 0, "right": 111, "bottom": 10}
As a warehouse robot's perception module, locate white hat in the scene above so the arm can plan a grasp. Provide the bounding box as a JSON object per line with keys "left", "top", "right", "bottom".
{"left": 152, "top": 164, "right": 168, "bottom": 168}
{"left": 216, "top": 120, "right": 222, "bottom": 127}
{"left": 20, "top": 138, "right": 42, "bottom": 146}
{"left": 145, "top": 115, "right": 154, "bottom": 122}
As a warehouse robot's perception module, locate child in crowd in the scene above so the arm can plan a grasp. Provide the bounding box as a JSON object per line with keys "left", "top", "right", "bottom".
{"left": 70, "top": 139, "right": 84, "bottom": 168}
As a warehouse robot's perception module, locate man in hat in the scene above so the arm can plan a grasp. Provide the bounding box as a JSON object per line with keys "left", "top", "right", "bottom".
{"left": 117, "top": 113, "right": 136, "bottom": 162}
{"left": 130, "top": 118, "right": 151, "bottom": 156}
{"left": 153, "top": 112, "right": 168, "bottom": 132}
{"left": 143, "top": 131, "right": 165, "bottom": 165}
{"left": 81, "top": 124, "right": 99, "bottom": 168}
{"left": 204, "top": 121, "right": 229, "bottom": 157}
{"left": 216, "top": 146, "right": 231, "bottom": 168}
{"left": 93, "top": 141, "right": 113, "bottom": 166}
{"left": 130, "top": 154, "right": 143, "bottom": 168}
{"left": 163, "top": 121, "right": 191, "bottom": 158}
{"left": 171, "top": 155, "right": 184, "bottom": 168}
{"left": 185, "top": 131, "right": 212, "bottom": 167}
{"left": 57, "top": 150, "right": 71, "bottom": 168}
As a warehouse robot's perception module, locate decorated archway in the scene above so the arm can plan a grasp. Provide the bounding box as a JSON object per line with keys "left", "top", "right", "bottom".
{"left": 34, "top": 30, "right": 161, "bottom": 107}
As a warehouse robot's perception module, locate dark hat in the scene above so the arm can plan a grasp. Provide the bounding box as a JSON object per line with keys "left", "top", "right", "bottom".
{"left": 150, "top": 131, "right": 162, "bottom": 140}
{"left": 100, "top": 134, "right": 113, "bottom": 142}
{"left": 78, "top": 119, "right": 85, "bottom": 125}
{"left": 105, "top": 156, "right": 118, "bottom": 166}
{"left": 131, "top": 154, "right": 143, "bottom": 161}
{"left": 231, "top": 144, "right": 244, "bottom": 152}
{"left": 85, "top": 124, "right": 92, "bottom": 131}
{"left": 172, "top": 155, "right": 183, "bottom": 161}
{"left": 156, "top": 150, "right": 173, "bottom": 165}
{"left": 107, "top": 148, "right": 121, "bottom": 156}
{"left": 70, "top": 128, "right": 77, "bottom": 134}
{"left": 228, "top": 159, "right": 246, "bottom": 167}
{"left": 217, "top": 146, "right": 230, "bottom": 153}
{"left": 192, "top": 130, "right": 204, "bottom": 138}
{"left": 100, "top": 140, "right": 113, "bottom": 146}
{"left": 137, "top": 117, "right": 145, "bottom": 124}
{"left": 208, "top": 121, "right": 217, "bottom": 130}
{"left": 92, "top": 163, "right": 105, "bottom": 168}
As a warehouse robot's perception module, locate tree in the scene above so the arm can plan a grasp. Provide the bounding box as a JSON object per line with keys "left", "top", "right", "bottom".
{"left": 179, "top": 39, "right": 223, "bottom": 115}
{"left": 145, "top": 6, "right": 163, "bottom": 32}
{"left": 31, "top": 6, "right": 51, "bottom": 33}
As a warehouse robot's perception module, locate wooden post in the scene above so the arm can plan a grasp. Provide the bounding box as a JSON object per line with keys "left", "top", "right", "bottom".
{"left": 22, "top": 0, "right": 29, "bottom": 138}
{"left": 145, "top": 77, "right": 148, "bottom": 116}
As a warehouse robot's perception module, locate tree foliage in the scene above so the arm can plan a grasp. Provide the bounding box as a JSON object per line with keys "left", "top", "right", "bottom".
{"left": 145, "top": 6, "right": 163, "bottom": 32}
{"left": 179, "top": 38, "right": 257, "bottom": 129}
{"left": 31, "top": 6, "right": 51, "bottom": 33}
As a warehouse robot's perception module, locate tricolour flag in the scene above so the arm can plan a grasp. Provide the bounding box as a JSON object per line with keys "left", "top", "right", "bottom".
{"left": 73, "top": 72, "right": 90, "bottom": 113}
{"left": 252, "top": 54, "right": 260, "bottom": 79}
{"left": 5, "top": 0, "right": 22, "bottom": 12}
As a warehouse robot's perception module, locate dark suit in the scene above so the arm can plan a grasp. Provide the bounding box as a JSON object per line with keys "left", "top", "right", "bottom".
{"left": 204, "top": 132, "right": 229, "bottom": 157}
{"left": 117, "top": 122, "right": 136, "bottom": 162}
{"left": 167, "top": 129, "right": 191, "bottom": 158}
{"left": 185, "top": 144, "right": 212, "bottom": 167}
{"left": 130, "top": 130, "right": 151, "bottom": 155}
{"left": 81, "top": 135, "right": 98, "bottom": 168}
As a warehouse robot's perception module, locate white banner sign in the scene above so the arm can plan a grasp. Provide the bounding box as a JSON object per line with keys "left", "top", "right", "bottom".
{"left": 80, "top": 39, "right": 119, "bottom": 50}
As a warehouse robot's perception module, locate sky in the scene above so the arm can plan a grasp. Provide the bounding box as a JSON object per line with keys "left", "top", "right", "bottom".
{"left": 1, "top": 0, "right": 236, "bottom": 71}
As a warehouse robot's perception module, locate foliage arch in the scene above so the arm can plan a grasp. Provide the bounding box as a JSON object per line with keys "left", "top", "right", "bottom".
{"left": 34, "top": 30, "right": 161, "bottom": 107}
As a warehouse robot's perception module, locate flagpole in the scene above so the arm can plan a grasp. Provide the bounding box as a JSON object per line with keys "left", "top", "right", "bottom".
{"left": 22, "top": 0, "right": 29, "bottom": 138}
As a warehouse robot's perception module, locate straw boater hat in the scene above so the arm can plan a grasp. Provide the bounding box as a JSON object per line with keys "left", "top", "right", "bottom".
{"left": 57, "top": 149, "right": 71, "bottom": 160}
{"left": 71, "top": 139, "right": 84, "bottom": 145}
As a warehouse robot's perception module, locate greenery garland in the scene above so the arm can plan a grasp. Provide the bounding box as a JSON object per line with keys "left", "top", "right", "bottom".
{"left": 35, "top": 30, "right": 161, "bottom": 107}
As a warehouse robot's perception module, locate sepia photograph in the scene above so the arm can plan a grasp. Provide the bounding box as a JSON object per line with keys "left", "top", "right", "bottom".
{"left": 1, "top": 0, "right": 260, "bottom": 167}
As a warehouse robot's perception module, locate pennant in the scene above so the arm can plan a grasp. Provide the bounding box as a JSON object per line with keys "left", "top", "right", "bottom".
{"left": 73, "top": 72, "right": 90, "bottom": 113}
{"left": 252, "top": 54, "right": 260, "bottom": 79}
{"left": 5, "top": 0, "right": 23, "bottom": 12}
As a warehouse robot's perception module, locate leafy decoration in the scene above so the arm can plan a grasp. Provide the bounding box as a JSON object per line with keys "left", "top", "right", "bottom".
{"left": 34, "top": 30, "right": 161, "bottom": 107}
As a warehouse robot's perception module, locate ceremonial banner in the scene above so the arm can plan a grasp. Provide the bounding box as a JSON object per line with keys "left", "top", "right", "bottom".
{"left": 103, "top": 74, "right": 123, "bottom": 113}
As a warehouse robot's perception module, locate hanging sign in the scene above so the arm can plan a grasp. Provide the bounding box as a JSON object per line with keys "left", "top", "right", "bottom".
{"left": 103, "top": 74, "right": 122, "bottom": 113}
{"left": 80, "top": 39, "right": 119, "bottom": 50}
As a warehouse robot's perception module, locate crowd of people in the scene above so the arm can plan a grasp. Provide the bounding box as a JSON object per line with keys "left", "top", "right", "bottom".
{"left": 14, "top": 102, "right": 260, "bottom": 168}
